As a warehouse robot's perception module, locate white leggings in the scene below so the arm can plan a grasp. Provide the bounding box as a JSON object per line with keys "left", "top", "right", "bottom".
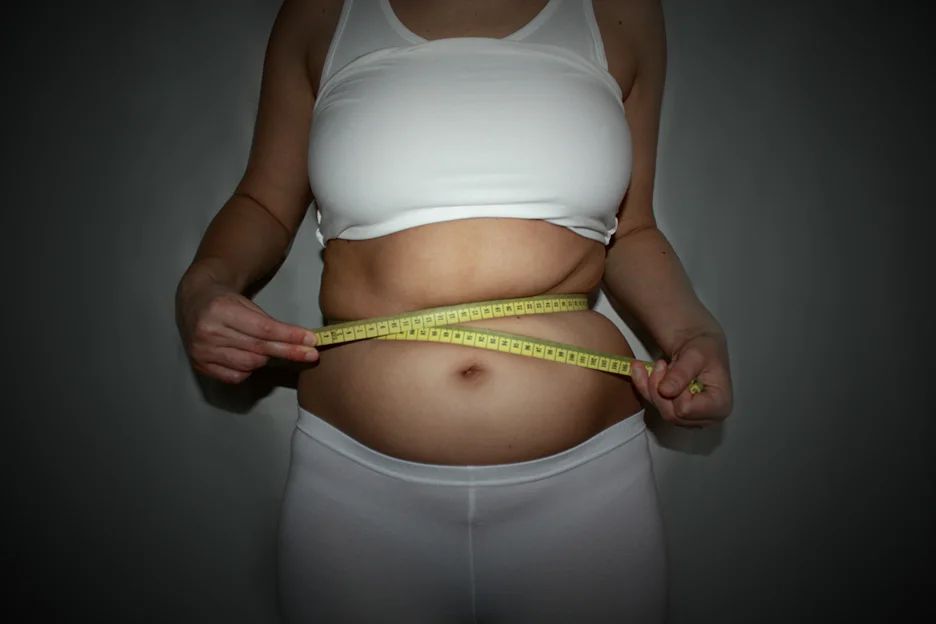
{"left": 277, "top": 407, "right": 668, "bottom": 623}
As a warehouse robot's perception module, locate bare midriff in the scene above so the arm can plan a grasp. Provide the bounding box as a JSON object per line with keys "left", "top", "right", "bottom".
{"left": 298, "top": 217, "right": 643, "bottom": 465}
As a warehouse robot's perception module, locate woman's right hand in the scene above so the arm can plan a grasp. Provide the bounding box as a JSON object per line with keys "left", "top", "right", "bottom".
{"left": 176, "top": 273, "right": 319, "bottom": 384}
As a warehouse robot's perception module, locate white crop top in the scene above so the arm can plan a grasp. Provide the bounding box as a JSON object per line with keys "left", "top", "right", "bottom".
{"left": 309, "top": 0, "right": 631, "bottom": 246}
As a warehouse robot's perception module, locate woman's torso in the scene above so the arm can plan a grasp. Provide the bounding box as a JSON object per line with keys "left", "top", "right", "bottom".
{"left": 298, "top": 0, "right": 642, "bottom": 465}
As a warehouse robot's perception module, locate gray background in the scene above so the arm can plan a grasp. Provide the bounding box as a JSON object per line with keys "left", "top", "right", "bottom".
{"left": 4, "top": 0, "right": 933, "bottom": 621}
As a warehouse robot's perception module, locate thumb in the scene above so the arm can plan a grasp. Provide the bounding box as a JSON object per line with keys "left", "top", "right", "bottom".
{"left": 659, "top": 347, "right": 705, "bottom": 399}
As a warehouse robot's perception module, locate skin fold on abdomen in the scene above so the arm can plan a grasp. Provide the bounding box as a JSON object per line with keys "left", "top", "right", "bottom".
{"left": 299, "top": 219, "right": 643, "bottom": 465}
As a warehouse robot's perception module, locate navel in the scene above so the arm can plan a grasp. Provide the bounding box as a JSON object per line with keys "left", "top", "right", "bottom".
{"left": 458, "top": 362, "right": 486, "bottom": 380}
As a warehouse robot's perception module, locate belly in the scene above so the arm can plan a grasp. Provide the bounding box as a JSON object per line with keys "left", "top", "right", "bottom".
{"left": 298, "top": 219, "right": 643, "bottom": 465}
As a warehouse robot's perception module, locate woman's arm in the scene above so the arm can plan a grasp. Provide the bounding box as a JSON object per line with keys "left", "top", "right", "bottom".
{"left": 176, "top": 0, "right": 339, "bottom": 383}
{"left": 600, "top": 0, "right": 733, "bottom": 424}
{"left": 181, "top": 0, "right": 319, "bottom": 295}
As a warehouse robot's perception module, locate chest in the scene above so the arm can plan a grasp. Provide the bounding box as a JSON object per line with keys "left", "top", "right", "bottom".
{"left": 388, "top": 0, "right": 552, "bottom": 39}
{"left": 307, "top": 0, "right": 637, "bottom": 99}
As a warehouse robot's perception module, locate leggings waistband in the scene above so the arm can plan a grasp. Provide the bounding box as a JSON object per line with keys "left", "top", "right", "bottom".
{"left": 295, "top": 407, "right": 647, "bottom": 487}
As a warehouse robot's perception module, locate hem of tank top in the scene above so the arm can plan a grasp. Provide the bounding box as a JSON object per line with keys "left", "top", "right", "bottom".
{"left": 316, "top": 217, "right": 616, "bottom": 249}
{"left": 320, "top": 203, "right": 616, "bottom": 237}
{"left": 316, "top": 231, "right": 613, "bottom": 248}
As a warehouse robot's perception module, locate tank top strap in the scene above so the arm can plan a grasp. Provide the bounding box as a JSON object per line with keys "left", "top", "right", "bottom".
{"left": 519, "top": 0, "right": 609, "bottom": 69}
{"left": 319, "top": 0, "right": 410, "bottom": 89}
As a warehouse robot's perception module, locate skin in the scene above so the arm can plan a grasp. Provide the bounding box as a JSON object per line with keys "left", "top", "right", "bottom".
{"left": 176, "top": 0, "right": 733, "bottom": 464}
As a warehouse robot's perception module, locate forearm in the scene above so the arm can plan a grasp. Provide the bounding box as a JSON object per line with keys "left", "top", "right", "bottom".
{"left": 180, "top": 193, "right": 296, "bottom": 295}
{"left": 603, "top": 226, "right": 722, "bottom": 357}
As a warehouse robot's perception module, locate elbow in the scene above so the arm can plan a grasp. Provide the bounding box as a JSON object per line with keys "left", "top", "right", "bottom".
{"left": 611, "top": 217, "right": 659, "bottom": 243}
{"left": 611, "top": 193, "right": 659, "bottom": 242}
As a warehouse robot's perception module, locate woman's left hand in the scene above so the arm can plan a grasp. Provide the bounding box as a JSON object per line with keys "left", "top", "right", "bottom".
{"left": 630, "top": 329, "right": 733, "bottom": 428}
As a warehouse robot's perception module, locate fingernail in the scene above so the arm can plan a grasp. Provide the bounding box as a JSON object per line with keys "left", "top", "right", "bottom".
{"left": 661, "top": 381, "right": 677, "bottom": 394}
{"left": 304, "top": 350, "right": 318, "bottom": 362}
{"left": 304, "top": 333, "right": 318, "bottom": 347}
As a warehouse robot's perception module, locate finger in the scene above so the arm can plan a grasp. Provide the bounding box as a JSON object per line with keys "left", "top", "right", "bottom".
{"left": 192, "top": 361, "right": 251, "bottom": 384}
{"left": 648, "top": 360, "right": 679, "bottom": 423}
{"left": 198, "top": 346, "right": 269, "bottom": 372}
{"left": 674, "top": 389, "right": 730, "bottom": 422}
{"left": 210, "top": 327, "right": 319, "bottom": 362}
{"left": 659, "top": 348, "right": 706, "bottom": 400}
{"left": 669, "top": 392, "right": 719, "bottom": 429}
{"left": 224, "top": 302, "right": 318, "bottom": 347}
{"left": 629, "top": 360, "right": 652, "bottom": 403}
{"left": 672, "top": 390, "right": 697, "bottom": 421}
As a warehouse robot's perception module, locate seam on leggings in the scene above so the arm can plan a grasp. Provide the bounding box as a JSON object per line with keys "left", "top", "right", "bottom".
{"left": 294, "top": 419, "right": 646, "bottom": 487}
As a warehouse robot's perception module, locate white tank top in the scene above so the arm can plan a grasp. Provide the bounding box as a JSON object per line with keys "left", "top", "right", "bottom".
{"left": 309, "top": 0, "right": 631, "bottom": 246}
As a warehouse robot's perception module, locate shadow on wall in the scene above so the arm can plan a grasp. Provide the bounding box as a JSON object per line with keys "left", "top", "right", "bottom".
{"left": 602, "top": 287, "right": 725, "bottom": 457}
{"left": 193, "top": 364, "right": 298, "bottom": 415}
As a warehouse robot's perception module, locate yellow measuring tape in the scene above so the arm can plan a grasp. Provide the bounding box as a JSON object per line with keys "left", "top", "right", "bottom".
{"left": 312, "top": 294, "right": 704, "bottom": 394}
